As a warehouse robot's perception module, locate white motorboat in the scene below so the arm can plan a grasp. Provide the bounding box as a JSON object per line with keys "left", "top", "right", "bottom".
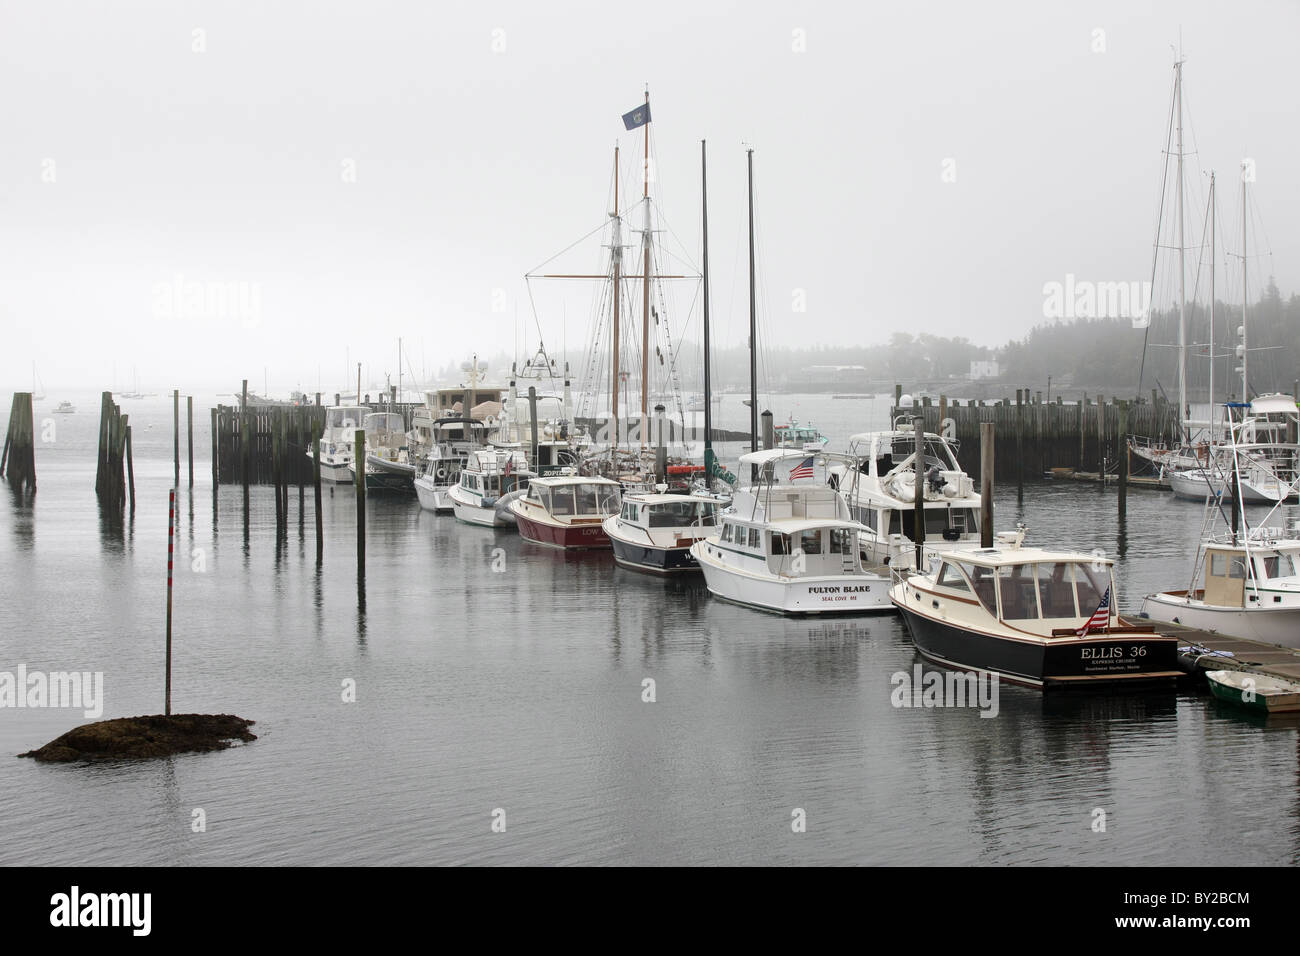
{"left": 829, "top": 420, "right": 987, "bottom": 569}
{"left": 603, "top": 491, "right": 723, "bottom": 573}
{"left": 307, "top": 405, "right": 365, "bottom": 483}
{"left": 413, "top": 417, "right": 495, "bottom": 513}
{"left": 448, "top": 447, "right": 535, "bottom": 527}
{"left": 1140, "top": 528, "right": 1300, "bottom": 648}
{"left": 1142, "top": 424, "right": 1300, "bottom": 647}
{"left": 690, "top": 449, "right": 893, "bottom": 615}
{"left": 347, "top": 412, "right": 415, "bottom": 493}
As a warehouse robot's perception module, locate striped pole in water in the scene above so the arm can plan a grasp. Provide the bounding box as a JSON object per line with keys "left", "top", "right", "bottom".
{"left": 166, "top": 488, "right": 175, "bottom": 716}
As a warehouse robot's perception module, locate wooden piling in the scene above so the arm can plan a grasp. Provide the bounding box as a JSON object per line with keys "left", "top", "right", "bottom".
{"left": 354, "top": 428, "right": 366, "bottom": 577}
{"left": 1117, "top": 400, "right": 1128, "bottom": 518}
{"left": 125, "top": 422, "right": 135, "bottom": 511}
{"left": 312, "top": 418, "right": 323, "bottom": 564}
{"left": 94, "top": 392, "right": 126, "bottom": 507}
{"left": 187, "top": 395, "right": 194, "bottom": 488}
{"left": 1014, "top": 389, "right": 1024, "bottom": 497}
{"left": 2, "top": 393, "right": 36, "bottom": 494}
{"left": 980, "top": 422, "right": 994, "bottom": 548}
{"left": 913, "top": 416, "right": 926, "bottom": 570}
{"left": 241, "top": 380, "right": 250, "bottom": 521}
{"left": 173, "top": 389, "right": 180, "bottom": 488}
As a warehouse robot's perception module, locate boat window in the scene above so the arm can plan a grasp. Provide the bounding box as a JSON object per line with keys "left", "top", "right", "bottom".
{"left": 961, "top": 564, "right": 997, "bottom": 613}
{"left": 647, "top": 499, "right": 711, "bottom": 528}
{"left": 771, "top": 532, "right": 791, "bottom": 556}
{"left": 721, "top": 524, "right": 734, "bottom": 543}
{"left": 936, "top": 563, "right": 972, "bottom": 593}
{"left": 749, "top": 528, "right": 763, "bottom": 550}
{"left": 1209, "top": 552, "right": 1227, "bottom": 577}
{"left": 1230, "top": 557, "right": 1247, "bottom": 579}
{"left": 1262, "top": 553, "right": 1297, "bottom": 578}
{"left": 830, "top": 528, "right": 855, "bottom": 555}
{"left": 996, "top": 565, "right": 1040, "bottom": 620}
{"left": 1074, "top": 563, "right": 1109, "bottom": 611}
{"left": 800, "top": 530, "right": 823, "bottom": 555}
{"left": 1036, "top": 562, "right": 1078, "bottom": 618}
{"left": 550, "top": 487, "right": 575, "bottom": 515}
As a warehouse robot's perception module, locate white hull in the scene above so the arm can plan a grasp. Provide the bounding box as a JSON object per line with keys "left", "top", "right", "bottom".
{"left": 1140, "top": 592, "right": 1300, "bottom": 648}
{"left": 449, "top": 486, "right": 512, "bottom": 527}
{"left": 305, "top": 449, "right": 354, "bottom": 483}
{"left": 692, "top": 546, "right": 892, "bottom": 615}
{"left": 414, "top": 476, "right": 455, "bottom": 513}
{"left": 1167, "top": 468, "right": 1290, "bottom": 503}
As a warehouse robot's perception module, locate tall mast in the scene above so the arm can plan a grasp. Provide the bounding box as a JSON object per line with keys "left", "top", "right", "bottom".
{"left": 701, "top": 139, "right": 713, "bottom": 490}
{"left": 1241, "top": 168, "right": 1248, "bottom": 400}
{"left": 640, "top": 90, "right": 651, "bottom": 452}
{"left": 612, "top": 146, "right": 622, "bottom": 453}
{"left": 747, "top": 147, "right": 758, "bottom": 453}
{"left": 1175, "top": 58, "right": 1188, "bottom": 437}
{"left": 1208, "top": 172, "right": 1216, "bottom": 429}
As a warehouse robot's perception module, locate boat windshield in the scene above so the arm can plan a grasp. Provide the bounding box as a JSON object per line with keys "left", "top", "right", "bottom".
{"left": 968, "top": 560, "right": 1112, "bottom": 623}
{"left": 547, "top": 483, "right": 619, "bottom": 516}
{"left": 647, "top": 500, "right": 718, "bottom": 528}
{"left": 326, "top": 407, "right": 365, "bottom": 429}
{"left": 363, "top": 413, "right": 404, "bottom": 435}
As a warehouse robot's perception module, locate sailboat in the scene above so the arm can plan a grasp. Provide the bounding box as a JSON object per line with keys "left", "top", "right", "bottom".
{"left": 1163, "top": 166, "right": 1299, "bottom": 503}
{"left": 608, "top": 141, "right": 729, "bottom": 574}
{"left": 31, "top": 364, "right": 45, "bottom": 401}
{"left": 1128, "top": 56, "right": 1205, "bottom": 473}
{"left": 1140, "top": 430, "right": 1300, "bottom": 648}
{"left": 530, "top": 93, "right": 699, "bottom": 491}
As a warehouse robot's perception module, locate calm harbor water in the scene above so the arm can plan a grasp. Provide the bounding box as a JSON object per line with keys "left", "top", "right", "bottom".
{"left": 2, "top": 392, "right": 1297, "bottom": 865}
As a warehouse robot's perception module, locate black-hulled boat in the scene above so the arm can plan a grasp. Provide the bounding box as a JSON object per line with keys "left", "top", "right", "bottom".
{"left": 603, "top": 493, "right": 722, "bottom": 574}
{"left": 890, "top": 543, "right": 1181, "bottom": 689}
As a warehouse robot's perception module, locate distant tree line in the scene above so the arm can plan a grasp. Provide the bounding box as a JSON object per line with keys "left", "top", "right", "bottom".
{"left": 429, "top": 278, "right": 1297, "bottom": 399}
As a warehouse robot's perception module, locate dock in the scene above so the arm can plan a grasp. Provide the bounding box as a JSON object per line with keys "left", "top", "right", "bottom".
{"left": 1145, "top": 620, "right": 1300, "bottom": 686}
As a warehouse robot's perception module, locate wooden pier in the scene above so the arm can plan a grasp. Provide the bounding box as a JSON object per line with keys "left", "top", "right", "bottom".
{"left": 890, "top": 388, "right": 1181, "bottom": 483}
{"left": 1150, "top": 620, "right": 1300, "bottom": 688}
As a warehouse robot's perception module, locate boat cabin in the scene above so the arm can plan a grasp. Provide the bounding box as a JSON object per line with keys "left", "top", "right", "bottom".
{"left": 925, "top": 549, "right": 1115, "bottom": 636}
{"left": 1202, "top": 543, "right": 1300, "bottom": 608}
{"left": 715, "top": 517, "right": 862, "bottom": 578}
{"left": 324, "top": 405, "right": 365, "bottom": 437}
{"left": 619, "top": 494, "right": 720, "bottom": 530}
{"left": 524, "top": 478, "right": 621, "bottom": 519}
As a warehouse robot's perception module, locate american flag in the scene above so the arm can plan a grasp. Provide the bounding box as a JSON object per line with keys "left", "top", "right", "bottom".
{"left": 1076, "top": 586, "right": 1111, "bottom": 637}
{"left": 790, "top": 456, "right": 815, "bottom": 480}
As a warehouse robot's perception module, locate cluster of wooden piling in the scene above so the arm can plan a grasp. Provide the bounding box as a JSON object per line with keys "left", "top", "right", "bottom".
{"left": 891, "top": 387, "right": 1180, "bottom": 485}
{"left": 212, "top": 394, "right": 327, "bottom": 486}
{"left": 95, "top": 392, "right": 134, "bottom": 509}
{"left": 1, "top": 393, "right": 37, "bottom": 494}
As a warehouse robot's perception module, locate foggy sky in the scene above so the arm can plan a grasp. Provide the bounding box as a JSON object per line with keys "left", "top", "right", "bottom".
{"left": 2, "top": 0, "right": 1297, "bottom": 394}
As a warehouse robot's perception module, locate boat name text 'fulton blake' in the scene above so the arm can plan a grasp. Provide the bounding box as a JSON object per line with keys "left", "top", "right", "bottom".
{"left": 808, "top": 585, "right": 874, "bottom": 594}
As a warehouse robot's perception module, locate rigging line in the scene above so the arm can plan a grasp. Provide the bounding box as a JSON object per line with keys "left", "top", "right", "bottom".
{"left": 525, "top": 218, "right": 617, "bottom": 276}
{"left": 1136, "top": 66, "right": 1179, "bottom": 401}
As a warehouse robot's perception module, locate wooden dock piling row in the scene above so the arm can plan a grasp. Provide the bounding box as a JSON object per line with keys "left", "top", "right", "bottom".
{"left": 213, "top": 402, "right": 329, "bottom": 486}
{"left": 94, "top": 392, "right": 130, "bottom": 508}
{"left": 1, "top": 392, "right": 37, "bottom": 494}
{"left": 891, "top": 390, "right": 1181, "bottom": 483}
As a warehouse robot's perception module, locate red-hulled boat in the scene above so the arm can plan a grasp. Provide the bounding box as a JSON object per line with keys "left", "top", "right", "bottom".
{"left": 507, "top": 475, "right": 621, "bottom": 550}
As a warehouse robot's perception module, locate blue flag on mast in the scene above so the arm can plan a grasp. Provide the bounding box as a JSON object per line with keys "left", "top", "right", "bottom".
{"left": 622, "top": 103, "right": 651, "bottom": 130}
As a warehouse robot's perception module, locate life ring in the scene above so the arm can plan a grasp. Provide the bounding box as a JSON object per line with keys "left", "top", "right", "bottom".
{"left": 436, "top": 467, "right": 448, "bottom": 480}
